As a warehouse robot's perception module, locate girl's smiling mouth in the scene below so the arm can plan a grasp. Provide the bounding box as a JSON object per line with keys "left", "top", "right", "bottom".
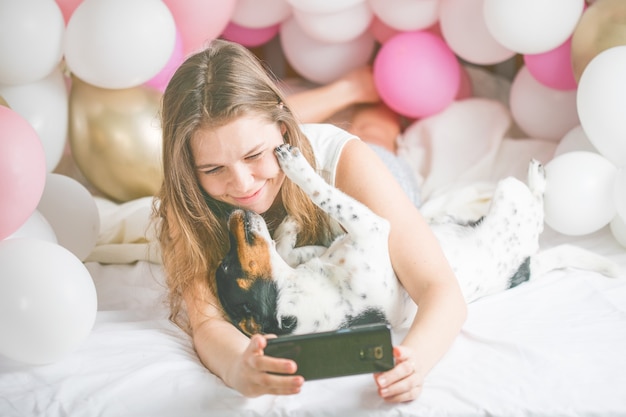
{"left": 232, "top": 186, "right": 264, "bottom": 206}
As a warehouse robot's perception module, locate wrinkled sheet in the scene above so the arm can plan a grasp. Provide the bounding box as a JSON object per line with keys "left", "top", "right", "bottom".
{"left": 1, "top": 227, "right": 625, "bottom": 417}
{"left": 3, "top": 70, "right": 626, "bottom": 416}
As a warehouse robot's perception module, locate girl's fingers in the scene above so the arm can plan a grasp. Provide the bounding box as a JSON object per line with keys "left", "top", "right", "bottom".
{"left": 374, "top": 345, "right": 423, "bottom": 403}
{"left": 261, "top": 373, "right": 305, "bottom": 395}
{"left": 239, "top": 334, "right": 304, "bottom": 396}
{"left": 254, "top": 352, "right": 298, "bottom": 375}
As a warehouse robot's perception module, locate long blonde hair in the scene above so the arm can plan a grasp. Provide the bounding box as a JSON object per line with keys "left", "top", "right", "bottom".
{"left": 154, "top": 39, "right": 331, "bottom": 331}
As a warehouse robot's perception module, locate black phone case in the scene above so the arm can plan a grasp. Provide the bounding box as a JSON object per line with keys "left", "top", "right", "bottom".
{"left": 264, "top": 323, "right": 394, "bottom": 380}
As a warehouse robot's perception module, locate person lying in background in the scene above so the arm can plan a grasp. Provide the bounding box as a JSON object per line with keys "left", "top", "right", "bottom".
{"left": 285, "top": 66, "right": 420, "bottom": 206}
{"left": 285, "top": 66, "right": 401, "bottom": 153}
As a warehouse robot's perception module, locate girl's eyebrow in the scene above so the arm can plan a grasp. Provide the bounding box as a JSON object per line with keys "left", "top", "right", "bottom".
{"left": 195, "top": 143, "right": 265, "bottom": 170}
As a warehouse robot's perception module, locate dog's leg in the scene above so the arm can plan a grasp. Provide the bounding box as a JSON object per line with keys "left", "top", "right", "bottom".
{"left": 527, "top": 158, "right": 547, "bottom": 198}
{"left": 530, "top": 244, "right": 622, "bottom": 279}
{"left": 274, "top": 215, "right": 326, "bottom": 267}
{"left": 274, "top": 144, "right": 411, "bottom": 331}
{"left": 443, "top": 159, "right": 549, "bottom": 301}
{"left": 275, "top": 144, "right": 388, "bottom": 239}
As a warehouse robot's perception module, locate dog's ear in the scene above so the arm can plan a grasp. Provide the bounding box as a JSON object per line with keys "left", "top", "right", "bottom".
{"left": 235, "top": 277, "right": 255, "bottom": 291}
{"left": 215, "top": 243, "right": 245, "bottom": 315}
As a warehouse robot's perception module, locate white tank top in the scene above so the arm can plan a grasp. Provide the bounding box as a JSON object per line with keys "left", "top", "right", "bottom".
{"left": 301, "top": 123, "right": 421, "bottom": 207}
{"left": 299, "top": 123, "right": 358, "bottom": 187}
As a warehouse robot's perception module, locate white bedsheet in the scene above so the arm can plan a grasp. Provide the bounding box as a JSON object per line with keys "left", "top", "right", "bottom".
{"left": 2, "top": 87, "right": 626, "bottom": 416}
{"left": 1, "top": 227, "right": 625, "bottom": 417}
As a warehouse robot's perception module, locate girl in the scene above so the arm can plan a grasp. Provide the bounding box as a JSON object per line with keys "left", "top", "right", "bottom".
{"left": 154, "top": 39, "right": 466, "bottom": 403}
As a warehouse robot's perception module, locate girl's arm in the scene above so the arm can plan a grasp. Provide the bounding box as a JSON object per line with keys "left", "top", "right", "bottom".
{"left": 183, "top": 280, "right": 304, "bottom": 397}
{"left": 335, "top": 139, "right": 468, "bottom": 402}
{"left": 165, "top": 203, "right": 302, "bottom": 398}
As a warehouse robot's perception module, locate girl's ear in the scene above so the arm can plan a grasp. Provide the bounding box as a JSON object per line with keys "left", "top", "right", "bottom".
{"left": 280, "top": 122, "right": 287, "bottom": 140}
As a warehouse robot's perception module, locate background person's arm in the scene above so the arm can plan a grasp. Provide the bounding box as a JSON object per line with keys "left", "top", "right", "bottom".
{"left": 285, "top": 66, "right": 380, "bottom": 124}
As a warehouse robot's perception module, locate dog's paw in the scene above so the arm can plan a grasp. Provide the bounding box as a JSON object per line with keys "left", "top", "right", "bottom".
{"left": 527, "top": 158, "right": 546, "bottom": 197}
{"left": 275, "top": 216, "right": 326, "bottom": 266}
{"left": 275, "top": 215, "right": 300, "bottom": 251}
{"left": 275, "top": 144, "right": 301, "bottom": 163}
{"left": 275, "top": 144, "right": 314, "bottom": 180}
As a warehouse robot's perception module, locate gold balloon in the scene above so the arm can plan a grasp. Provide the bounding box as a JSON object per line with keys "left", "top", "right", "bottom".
{"left": 0, "top": 94, "right": 9, "bottom": 108}
{"left": 571, "top": 0, "right": 626, "bottom": 82}
{"left": 68, "top": 76, "right": 163, "bottom": 202}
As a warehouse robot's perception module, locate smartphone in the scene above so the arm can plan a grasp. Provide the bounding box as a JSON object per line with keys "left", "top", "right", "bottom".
{"left": 264, "top": 323, "right": 394, "bottom": 380}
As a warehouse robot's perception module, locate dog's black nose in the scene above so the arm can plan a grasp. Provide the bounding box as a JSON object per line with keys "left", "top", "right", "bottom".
{"left": 280, "top": 315, "right": 298, "bottom": 334}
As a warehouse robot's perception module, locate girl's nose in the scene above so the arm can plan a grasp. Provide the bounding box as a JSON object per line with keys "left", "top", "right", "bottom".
{"left": 228, "top": 164, "right": 254, "bottom": 193}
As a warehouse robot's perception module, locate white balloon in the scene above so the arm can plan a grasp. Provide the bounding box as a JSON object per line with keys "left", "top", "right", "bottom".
{"left": 509, "top": 66, "right": 579, "bottom": 141}
{"left": 292, "top": 2, "right": 373, "bottom": 43}
{"left": 483, "top": 0, "right": 584, "bottom": 54}
{"left": 0, "top": 66, "right": 68, "bottom": 172}
{"left": 610, "top": 214, "right": 626, "bottom": 249}
{"left": 614, "top": 168, "right": 626, "bottom": 222}
{"left": 37, "top": 173, "right": 100, "bottom": 261}
{"left": 553, "top": 125, "right": 598, "bottom": 158}
{"left": 544, "top": 151, "right": 617, "bottom": 236}
{"left": 369, "top": 0, "right": 439, "bottom": 31}
{"left": 5, "top": 210, "right": 57, "bottom": 243}
{"left": 232, "top": 0, "right": 292, "bottom": 28}
{"left": 0, "top": 0, "right": 65, "bottom": 85}
{"left": 280, "top": 17, "right": 376, "bottom": 84}
{"left": 64, "top": 0, "right": 176, "bottom": 89}
{"left": 577, "top": 45, "right": 626, "bottom": 167}
{"left": 439, "top": 0, "right": 515, "bottom": 65}
{"left": 0, "top": 238, "right": 97, "bottom": 365}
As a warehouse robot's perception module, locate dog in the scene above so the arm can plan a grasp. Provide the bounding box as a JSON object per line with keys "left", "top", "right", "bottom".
{"left": 215, "top": 144, "right": 619, "bottom": 337}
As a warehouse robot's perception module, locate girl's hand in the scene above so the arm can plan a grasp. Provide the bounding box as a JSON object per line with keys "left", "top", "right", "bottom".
{"left": 374, "top": 345, "right": 424, "bottom": 403}
{"left": 227, "top": 334, "right": 304, "bottom": 398}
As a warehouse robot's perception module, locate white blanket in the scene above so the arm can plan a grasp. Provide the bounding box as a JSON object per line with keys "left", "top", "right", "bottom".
{"left": 2, "top": 80, "right": 626, "bottom": 416}
{"left": 1, "top": 227, "right": 624, "bottom": 417}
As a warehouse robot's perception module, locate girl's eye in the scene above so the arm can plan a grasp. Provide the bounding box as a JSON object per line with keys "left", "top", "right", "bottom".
{"left": 202, "top": 166, "right": 223, "bottom": 175}
{"left": 245, "top": 151, "right": 263, "bottom": 161}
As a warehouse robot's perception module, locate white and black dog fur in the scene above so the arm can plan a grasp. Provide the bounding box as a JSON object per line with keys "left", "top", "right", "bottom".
{"left": 215, "top": 144, "right": 618, "bottom": 336}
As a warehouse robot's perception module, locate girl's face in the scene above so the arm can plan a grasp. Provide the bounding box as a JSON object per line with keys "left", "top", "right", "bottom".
{"left": 191, "top": 114, "right": 286, "bottom": 214}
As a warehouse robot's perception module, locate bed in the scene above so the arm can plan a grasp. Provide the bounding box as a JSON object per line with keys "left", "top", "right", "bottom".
{"left": 2, "top": 73, "right": 626, "bottom": 417}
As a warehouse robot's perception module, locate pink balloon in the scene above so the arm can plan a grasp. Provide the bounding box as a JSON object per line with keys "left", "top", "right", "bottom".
{"left": 55, "top": 0, "right": 83, "bottom": 24}
{"left": 373, "top": 31, "right": 461, "bottom": 118}
{"left": 524, "top": 37, "right": 577, "bottom": 91}
{"left": 145, "top": 27, "right": 184, "bottom": 92}
{"left": 162, "top": 0, "right": 236, "bottom": 55}
{"left": 222, "top": 22, "right": 280, "bottom": 47}
{"left": 0, "top": 106, "right": 47, "bottom": 240}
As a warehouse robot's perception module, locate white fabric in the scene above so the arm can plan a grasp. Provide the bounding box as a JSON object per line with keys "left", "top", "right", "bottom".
{"left": 1, "top": 228, "right": 625, "bottom": 417}
{"left": 85, "top": 196, "right": 161, "bottom": 264}
{"left": 4, "top": 68, "right": 626, "bottom": 416}
{"left": 397, "top": 98, "right": 557, "bottom": 218}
